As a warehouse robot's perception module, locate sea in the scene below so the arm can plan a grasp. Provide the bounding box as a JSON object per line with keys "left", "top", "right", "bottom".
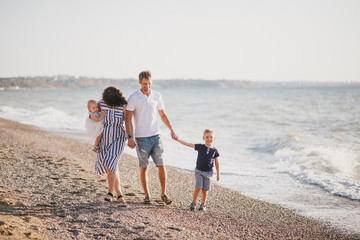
{"left": 0, "top": 84, "right": 359, "bottom": 233}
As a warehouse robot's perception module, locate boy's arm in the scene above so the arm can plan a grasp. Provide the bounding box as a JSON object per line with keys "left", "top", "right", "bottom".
{"left": 176, "top": 139, "right": 195, "bottom": 149}
{"left": 89, "top": 111, "right": 106, "bottom": 122}
{"left": 215, "top": 157, "right": 220, "bottom": 181}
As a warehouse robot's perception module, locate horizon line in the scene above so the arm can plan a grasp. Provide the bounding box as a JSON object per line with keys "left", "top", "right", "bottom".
{"left": 0, "top": 75, "right": 359, "bottom": 83}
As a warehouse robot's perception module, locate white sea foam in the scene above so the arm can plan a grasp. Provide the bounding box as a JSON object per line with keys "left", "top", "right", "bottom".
{"left": 273, "top": 134, "right": 360, "bottom": 200}
{"left": 0, "top": 105, "right": 84, "bottom": 130}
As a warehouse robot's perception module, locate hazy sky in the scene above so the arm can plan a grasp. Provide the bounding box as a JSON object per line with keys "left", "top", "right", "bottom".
{"left": 0, "top": 0, "right": 359, "bottom": 81}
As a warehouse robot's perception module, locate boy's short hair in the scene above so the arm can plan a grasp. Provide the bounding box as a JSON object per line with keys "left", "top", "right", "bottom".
{"left": 139, "top": 70, "right": 152, "bottom": 81}
{"left": 204, "top": 129, "right": 215, "bottom": 135}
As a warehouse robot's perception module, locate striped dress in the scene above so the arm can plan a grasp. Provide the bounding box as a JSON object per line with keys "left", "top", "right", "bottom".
{"left": 95, "top": 99, "right": 126, "bottom": 174}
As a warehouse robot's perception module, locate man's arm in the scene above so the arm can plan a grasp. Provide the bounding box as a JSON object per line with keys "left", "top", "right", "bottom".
{"left": 125, "top": 109, "right": 137, "bottom": 149}
{"left": 158, "top": 109, "right": 178, "bottom": 140}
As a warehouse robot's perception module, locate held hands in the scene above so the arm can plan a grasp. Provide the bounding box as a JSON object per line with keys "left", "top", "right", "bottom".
{"left": 171, "top": 130, "right": 179, "bottom": 141}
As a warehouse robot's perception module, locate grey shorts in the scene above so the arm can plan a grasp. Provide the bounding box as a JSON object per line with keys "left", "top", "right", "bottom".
{"left": 135, "top": 135, "right": 164, "bottom": 168}
{"left": 194, "top": 168, "right": 213, "bottom": 191}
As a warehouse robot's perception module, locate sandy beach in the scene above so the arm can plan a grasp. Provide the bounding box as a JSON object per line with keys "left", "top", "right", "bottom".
{"left": 0, "top": 118, "right": 359, "bottom": 240}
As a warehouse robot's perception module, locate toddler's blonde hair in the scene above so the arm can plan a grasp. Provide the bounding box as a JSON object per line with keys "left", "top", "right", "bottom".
{"left": 87, "top": 100, "right": 97, "bottom": 109}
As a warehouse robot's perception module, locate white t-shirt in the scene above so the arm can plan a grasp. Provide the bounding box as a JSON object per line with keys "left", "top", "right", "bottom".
{"left": 127, "top": 89, "right": 165, "bottom": 137}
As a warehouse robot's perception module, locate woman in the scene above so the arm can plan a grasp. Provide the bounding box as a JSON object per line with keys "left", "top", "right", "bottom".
{"left": 96, "top": 86, "right": 127, "bottom": 203}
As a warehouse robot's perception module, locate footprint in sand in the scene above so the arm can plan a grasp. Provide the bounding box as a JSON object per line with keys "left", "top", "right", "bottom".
{"left": 168, "top": 226, "right": 182, "bottom": 232}
{"left": 24, "top": 232, "right": 32, "bottom": 238}
{"left": 133, "top": 226, "right": 146, "bottom": 231}
{"left": 124, "top": 193, "right": 136, "bottom": 197}
{"left": 21, "top": 216, "right": 31, "bottom": 223}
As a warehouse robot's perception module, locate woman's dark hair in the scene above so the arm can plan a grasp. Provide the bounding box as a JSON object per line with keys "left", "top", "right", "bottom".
{"left": 102, "top": 86, "right": 127, "bottom": 107}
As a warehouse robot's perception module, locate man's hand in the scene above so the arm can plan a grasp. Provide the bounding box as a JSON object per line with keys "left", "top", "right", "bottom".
{"left": 171, "top": 130, "right": 178, "bottom": 141}
{"left": 101, "top": 111, "right": 106, "bottom": 117}
{"left": 128, "top": 137, "right": 137, "bottom": 149}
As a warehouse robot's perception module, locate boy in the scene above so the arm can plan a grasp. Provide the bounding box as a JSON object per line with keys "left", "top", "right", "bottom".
{"left": 176, "top": 129, "right": 220, "bottom": 211}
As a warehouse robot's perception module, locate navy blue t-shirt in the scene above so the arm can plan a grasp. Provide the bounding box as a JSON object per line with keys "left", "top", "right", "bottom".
{"left": 195, "top": 144, "right": 220, "bottom": 172}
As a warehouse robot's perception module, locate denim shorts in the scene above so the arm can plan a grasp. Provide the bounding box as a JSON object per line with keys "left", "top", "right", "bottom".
{"left": 135, "top": 135, "right": 164, "bottom": 168}
{"left": 194, "top": 168, "right": 213, "bottom": 191}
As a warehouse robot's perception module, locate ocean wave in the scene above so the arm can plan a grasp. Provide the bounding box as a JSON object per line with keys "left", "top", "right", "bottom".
{"left": 272, "top": 134, "right": 360, "bottom": 201}
{"left": 0, "top": 105, "right": 84, "bottom": 131}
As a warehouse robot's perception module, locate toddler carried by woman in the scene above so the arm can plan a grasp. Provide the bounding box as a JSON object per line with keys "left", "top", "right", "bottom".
{"left": 85, "top": 99, "right": 106, "bottom": 152}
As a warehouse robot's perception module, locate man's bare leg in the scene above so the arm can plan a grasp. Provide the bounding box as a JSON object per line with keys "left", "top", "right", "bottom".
{"left": 158, "top": 166, "right": 166, "bottom": 196}
{"left": 140, "top": 167, "right": 150, "bottom": 198}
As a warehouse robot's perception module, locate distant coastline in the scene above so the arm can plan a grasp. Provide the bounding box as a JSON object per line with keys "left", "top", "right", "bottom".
{"left": 0, "top": 76, "right": 259, "bottom": 90}
{"left": 0, "top": 76, "right": 359, "bottom": 90}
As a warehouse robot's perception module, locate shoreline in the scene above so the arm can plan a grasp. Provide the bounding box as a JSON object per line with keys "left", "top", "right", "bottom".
{"left": 1, "top": 118, "right": 359, "bottom": 239}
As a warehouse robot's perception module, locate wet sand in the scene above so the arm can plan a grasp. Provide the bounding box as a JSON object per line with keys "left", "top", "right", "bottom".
{"left": 0, "top": 118, "right": 359, "bottom": 240}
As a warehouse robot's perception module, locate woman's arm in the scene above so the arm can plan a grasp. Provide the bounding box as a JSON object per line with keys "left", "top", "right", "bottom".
{"left": 176, "top": 138, "right": 195, "bottom": 149}
{"left": 89, "top": 111, "right": 106, "bottom": 122}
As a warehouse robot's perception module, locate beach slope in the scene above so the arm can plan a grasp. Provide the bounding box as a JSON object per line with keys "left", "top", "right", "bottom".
{"left": 0, "top": 118, "right": 359, "bottom": 239}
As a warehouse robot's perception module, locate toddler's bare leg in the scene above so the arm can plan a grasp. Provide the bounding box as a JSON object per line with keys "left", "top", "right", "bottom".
{"left": 95, "top": 133, "right": 103, "bottom": 146}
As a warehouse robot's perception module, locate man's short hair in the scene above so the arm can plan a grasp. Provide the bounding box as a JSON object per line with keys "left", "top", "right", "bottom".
{"left": 139, "top": 70, "right": 152, "bottom": 81}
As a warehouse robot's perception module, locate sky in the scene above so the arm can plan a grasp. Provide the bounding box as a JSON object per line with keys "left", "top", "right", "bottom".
{"left": 0, "top": 0, "right": 359, "bottom": 82}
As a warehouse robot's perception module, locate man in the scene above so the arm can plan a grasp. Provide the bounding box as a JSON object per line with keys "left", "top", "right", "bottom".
{"left": 125, "top": 70, "right": 178, "bottom": 204}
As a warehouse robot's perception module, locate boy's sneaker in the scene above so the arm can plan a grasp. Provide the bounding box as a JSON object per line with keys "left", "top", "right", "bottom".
{"left": 190, "top": 202, "right": 196, "bottom": 211}
{"left": 199, "top": 204, "right": 206, "bottom": 211}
